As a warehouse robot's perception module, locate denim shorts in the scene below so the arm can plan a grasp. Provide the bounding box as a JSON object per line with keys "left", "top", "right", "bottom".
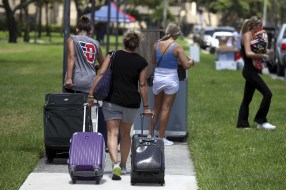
{"left": 102, "top": 101, "right": 139, "bottom": 124}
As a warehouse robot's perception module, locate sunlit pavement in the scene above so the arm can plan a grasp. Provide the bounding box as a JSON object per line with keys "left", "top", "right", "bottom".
{"left": 20, "top": 142, "right": 198, "bottom": 190}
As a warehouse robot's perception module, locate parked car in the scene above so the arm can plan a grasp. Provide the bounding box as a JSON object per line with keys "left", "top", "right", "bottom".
{"left": 275, "top": 24, "right": 286, "bottom": 76}
{"left": 262, "top": 26, "right": 278, "bottom": 73}
{"left": 209, "top": 26, "right": 235, "bottom": 54}
{"left": 214, "top": 26, "right": 235, "bottom": 34}
{"left": 209, "top": 31, "right": 234, "bottom": 54}
{"left": 199, "top": 27, "right": 215, "bottom": 49}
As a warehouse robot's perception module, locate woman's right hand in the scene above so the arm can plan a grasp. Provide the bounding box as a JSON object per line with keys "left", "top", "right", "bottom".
{"left": 64, "top": 79, "right": 73, "bottom": 89}
{"left": 143, "top": 107, "right": 152, "bottom": 116}
{"left": 87, "top": 96, "right": 95, "bottom": 107}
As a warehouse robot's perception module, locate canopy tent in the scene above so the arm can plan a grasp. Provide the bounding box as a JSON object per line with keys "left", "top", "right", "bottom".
{"left": 87, "top": 2, "right": 136, "bottom": 23}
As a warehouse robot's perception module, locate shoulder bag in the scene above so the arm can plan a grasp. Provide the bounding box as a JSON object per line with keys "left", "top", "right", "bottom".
{"left": 147, "top": 41, "right": 174, "bottom": 86}
{"left": 93, "top": 51, "right": 116, "bottom": 100}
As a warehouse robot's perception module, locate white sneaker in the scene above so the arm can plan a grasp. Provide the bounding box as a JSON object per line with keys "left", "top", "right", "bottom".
{"left": 154, "top": 130, "right": 159, "bottom": 137}
{"left": 163, "top": 138, "right": 174, "bottom": 146}
{"left": 257, "top": 122, "right": 276, "bottom": 130}
{"left": 120, "top": 165, "right": 127, "bottom": 175}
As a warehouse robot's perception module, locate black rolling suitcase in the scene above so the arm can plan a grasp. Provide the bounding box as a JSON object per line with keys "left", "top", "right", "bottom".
{"left": 43, "top": 93, "right": 90, "bottom": 163}
{"left": 130, "top": 113, "right": 165, "bottom": 186}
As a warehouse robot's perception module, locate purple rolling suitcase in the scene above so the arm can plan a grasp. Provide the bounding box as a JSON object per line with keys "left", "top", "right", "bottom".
{"left": 67, "top": 103, "right": 106, "bottom": 184}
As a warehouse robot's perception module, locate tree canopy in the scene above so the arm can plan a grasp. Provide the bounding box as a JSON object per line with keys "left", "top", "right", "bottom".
{"left": 194, "top": 0, "right": 286, "bottom": 26}
{"left": 0, "top": 0, "right": 286, "bottom": 43}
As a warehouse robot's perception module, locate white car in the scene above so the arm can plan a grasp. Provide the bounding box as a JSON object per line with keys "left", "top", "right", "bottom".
{"left": 209, "top": 31, "right": 234, "bottom": 54}
{"left": 275, "top": 24, "right": 286, "bottom": 76}
{"left": 200, "top": 27, "right": 215, "bottom": 49}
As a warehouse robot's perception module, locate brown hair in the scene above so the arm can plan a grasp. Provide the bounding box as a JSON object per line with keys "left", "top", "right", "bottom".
{"left": 240, "top": 16, "right": 262, "bottom": 35}
{"left": 248, "top": 16, "right": 262, "bottom": 30}
{"left": 123, "top": 30, "right": 143, "bottom": 51}
{"left": 77, "top": 15, "right": 92, "bottom": 32}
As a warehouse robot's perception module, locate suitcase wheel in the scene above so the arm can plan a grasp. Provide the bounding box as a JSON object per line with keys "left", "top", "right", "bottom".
{"left": 47, "top": 156, "right": 54, "bottom": 163}
{"left": 72, "top": 178, "right": 76, "bottom": 184}
{"left": 96, "top": 180, "right": 100, "bottom": 184}
{"left": 160, "top": 179, "right": 165, "bottom": 186}
{"left": 45, "top": 147, "right": 56, "bottom": 163}
{"left": 131, "top": 176, "right": 135, "bottom": 185}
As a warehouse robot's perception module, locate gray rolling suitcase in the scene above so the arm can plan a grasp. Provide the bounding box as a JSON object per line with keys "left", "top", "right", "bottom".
{"left": 130, "top": 113, "right": 165, "bottom": 185}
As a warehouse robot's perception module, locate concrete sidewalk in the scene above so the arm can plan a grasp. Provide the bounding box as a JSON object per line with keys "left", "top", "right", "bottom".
{"left": 20, "top": 142, "right": 198, "bottom": 190}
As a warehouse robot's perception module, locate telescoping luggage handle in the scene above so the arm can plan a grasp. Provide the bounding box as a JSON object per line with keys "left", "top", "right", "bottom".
{"left": 140, "top": 113, "right": 156, "bottom": 137}
{"left": 83, "top": 102, "right": 99, "bottom": 132}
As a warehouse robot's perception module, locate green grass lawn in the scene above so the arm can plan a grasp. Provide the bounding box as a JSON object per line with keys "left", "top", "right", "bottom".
{"left": 0, "top": 42, "right": 62, "bottom": 189}
{"left": 0, "top": 33, "right": 286, "bottom": 189}
{"left": 0, "top": 33, "right": 122, "bottom": 189}
{"left": 188, "top": 53, "right": 286, "bottom": 189}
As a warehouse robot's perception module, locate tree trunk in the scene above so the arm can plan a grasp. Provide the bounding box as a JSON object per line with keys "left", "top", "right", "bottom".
{"left": 38, "top": 3, "right": 42, "bottom": 38}
{"left": 23, "top": 5, "right": 30, "bottom": 42}
{"left": 3, "top": 0, "right": 18, "bottom": 43}
{"left": 45, "top": 2, "right": 50, "bottom": 37}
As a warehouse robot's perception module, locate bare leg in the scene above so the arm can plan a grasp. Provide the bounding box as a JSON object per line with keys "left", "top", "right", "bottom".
{"left": 106, "top": 119, "right": 120, "bottom": 164}
{"left": 158, "top": 93, "right": 176, "bottom": 138}
{"left": 119, "top": 122, "right": 133, "bottom": 167}
{"left": 149, "top": 91, "right": 164, "bottom": 135}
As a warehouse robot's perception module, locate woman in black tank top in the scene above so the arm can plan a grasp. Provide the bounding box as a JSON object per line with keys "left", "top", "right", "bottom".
{"left": 237, "top": 16, "right": 276, "bottom": 130}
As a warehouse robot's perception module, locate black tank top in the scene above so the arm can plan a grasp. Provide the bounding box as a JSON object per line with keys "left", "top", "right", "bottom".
{"left": 241, "top": 44, "right": 256, "bottom": 71}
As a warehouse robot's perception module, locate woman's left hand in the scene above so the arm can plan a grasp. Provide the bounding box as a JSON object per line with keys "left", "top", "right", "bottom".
{"left": 262, "top": 54, "right": 269, "bottom": 61}
{"left": 266, "top": 49, "right": 269, "bottom": 54}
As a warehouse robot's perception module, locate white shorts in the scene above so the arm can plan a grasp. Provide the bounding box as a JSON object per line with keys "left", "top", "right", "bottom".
{"left": 152, "top": 67, "right": 179, "bottom": 95}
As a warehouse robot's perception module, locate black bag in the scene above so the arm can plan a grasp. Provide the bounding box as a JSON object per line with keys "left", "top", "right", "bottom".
{"left": 177, "top": 64, "right": 186, "bottom": 80}
{"left": 93, "top": 51, "right": 116, "bottom": 100}
{"left": 147, "top": 75, "right": 154, "bottom": 87}
{"left": 130, "top": 113, "right": 165, "bottom": 185}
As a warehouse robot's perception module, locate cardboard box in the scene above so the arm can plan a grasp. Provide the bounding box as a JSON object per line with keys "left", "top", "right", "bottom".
{"left": 215, "top": 60, "right": 237, "bottom": 70}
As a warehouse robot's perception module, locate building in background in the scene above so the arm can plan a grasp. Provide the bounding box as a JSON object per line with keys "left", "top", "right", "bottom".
{"left": 0, "top": 1, "right": 219, "bottom": 36}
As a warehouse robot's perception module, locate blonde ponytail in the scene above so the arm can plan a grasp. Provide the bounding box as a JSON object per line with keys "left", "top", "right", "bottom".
{"left": 240, "top": 19, "right": 250, "bottom": 35}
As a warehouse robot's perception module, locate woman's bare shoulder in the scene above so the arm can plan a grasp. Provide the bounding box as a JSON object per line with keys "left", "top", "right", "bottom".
{"left": 244, "top": 31, "right": 253, "bottom": 39}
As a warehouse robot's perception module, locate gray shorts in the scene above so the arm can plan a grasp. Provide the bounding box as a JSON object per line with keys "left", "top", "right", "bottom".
{"left": 102, "top": 102, "right": 139, "bottom": 124}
